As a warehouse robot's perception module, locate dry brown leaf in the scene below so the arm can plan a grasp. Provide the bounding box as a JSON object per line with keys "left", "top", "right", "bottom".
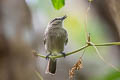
{"left": 69, "top": 58, "right": 83, "bottom": 79}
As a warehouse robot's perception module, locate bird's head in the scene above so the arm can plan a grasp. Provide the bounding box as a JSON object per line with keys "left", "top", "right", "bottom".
{"left": 50, "top": 15, "right": 67, "bottom": 26}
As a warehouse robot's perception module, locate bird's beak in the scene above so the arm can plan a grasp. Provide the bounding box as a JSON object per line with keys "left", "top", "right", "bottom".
{"left": 61, "top": 15, "right": 67, "bottom": 21}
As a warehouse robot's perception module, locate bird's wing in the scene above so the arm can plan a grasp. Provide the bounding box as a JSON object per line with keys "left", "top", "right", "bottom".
{"left": 65, "top": 38, "right": 68, "bottom": 45}
{"left": 43, "top": 31, "right": 47, "bottom": 45}
{"left": 44, "top": 37, "right": 46, "bottom": 45}
{"left": 64, "top": 29, "right": 68, "bottom": 45}
{"left": 44, "top": 27, "right": 49, "bottom": 45}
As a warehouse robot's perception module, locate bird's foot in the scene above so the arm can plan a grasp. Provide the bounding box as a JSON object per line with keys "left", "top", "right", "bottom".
{"left": 46, "top": 53, "right": 51, "bottom": 60}
{"left": 60, "top": 52, "right": 66, "bottom": 58}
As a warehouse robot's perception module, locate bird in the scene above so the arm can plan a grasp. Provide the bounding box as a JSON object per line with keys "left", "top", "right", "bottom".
{"left": 44, "top": 15, "right": 68, "bottom": 74}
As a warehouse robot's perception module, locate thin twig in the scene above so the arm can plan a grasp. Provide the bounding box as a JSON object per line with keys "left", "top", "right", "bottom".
{"left": 36, "top": 44, "right": 89, "bottom": 59}
{"left": 84, "top": 1, "right": 91, "bottom": 42}
{"left": 35, "top": 54, "right": 46, "bottom": 58}
{"left": 35, "top": 42, "right": 120, "bottom": 59}
{"left": 90, "top": 42, "right": 120, "bottom": 72}
{"left": 94, "top": 42, "right": 120, "bottom": 46}
{"left": 35, "top": 70, "right": 43, "bottom": 80}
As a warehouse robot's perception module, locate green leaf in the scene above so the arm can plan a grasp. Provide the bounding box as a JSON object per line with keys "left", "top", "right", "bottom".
{"left": 104, "top": 71, "right": 120, "bottom": 80}
{"left": 51, "top": 0, "right": 65, "bottom": 10}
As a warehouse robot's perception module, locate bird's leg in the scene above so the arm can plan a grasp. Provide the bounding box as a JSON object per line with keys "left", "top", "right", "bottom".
{"left": 60, "top": 52, "right": 66, "bottom": 58}
{"left": 46, "top": 53, "right": 51, "bottom": 60}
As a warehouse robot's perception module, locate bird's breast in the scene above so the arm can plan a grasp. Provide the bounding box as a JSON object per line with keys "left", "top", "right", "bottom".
{"left": 45, "top": 27, "right": 67, "bottom": 54}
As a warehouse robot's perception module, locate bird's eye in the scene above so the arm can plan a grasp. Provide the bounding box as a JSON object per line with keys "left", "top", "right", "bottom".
{"left": 52, "top": 21, "right": 60, "bottom": 25}
{"left": 52, "top": 23, "right": 57, "bottom": 25}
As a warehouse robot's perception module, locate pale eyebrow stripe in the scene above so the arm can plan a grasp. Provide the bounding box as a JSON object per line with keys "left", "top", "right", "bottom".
{"left": 50, "top": 18, "right": 61, "bottom": 23}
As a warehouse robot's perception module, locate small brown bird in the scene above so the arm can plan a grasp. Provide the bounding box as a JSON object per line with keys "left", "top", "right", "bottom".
{"left": 44, "top": 15, "right": 68, "bottom": 74}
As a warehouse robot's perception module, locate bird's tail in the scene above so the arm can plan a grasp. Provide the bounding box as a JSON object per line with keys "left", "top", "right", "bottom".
{"left": 46, "top": 58, "right": 57, "bottom": 75}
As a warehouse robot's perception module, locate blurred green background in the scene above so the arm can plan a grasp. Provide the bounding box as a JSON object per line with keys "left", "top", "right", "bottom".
{"left": 26, "top": 0, "right": 120, "bottom": 80}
